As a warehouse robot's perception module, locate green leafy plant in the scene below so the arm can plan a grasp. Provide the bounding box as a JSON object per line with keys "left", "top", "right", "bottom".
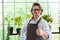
{"left": 5, "top": 16, "right": 13, "bottom": 40}
{"left": 13, "top": 16, "right": 23, "bottom": 40}
{"left": 42, "top": 14, "right": 53, "bottom": 23}
{"left": 26, "top": 13, "right": 32, "bottom": 20}
{"left": 14, "top": 16, "right": 23, "bottom": 28}
{"left": 5, "top": 15, "right": 23, "bottom": 40}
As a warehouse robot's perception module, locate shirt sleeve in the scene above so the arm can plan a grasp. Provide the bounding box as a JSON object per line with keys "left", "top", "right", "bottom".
{"left": 20, "top": 24, "right": 27, "bottom": 40}
{"left": 38, "top": 19, "right": 52, "bottom": 40}
{"left": 20, "top": 19, "right": 30, "bottom": 40}
{"left": 42, "top": 21, "right": 52, "bottom": 40}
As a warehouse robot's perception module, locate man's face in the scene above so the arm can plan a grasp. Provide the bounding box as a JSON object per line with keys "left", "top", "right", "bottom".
{"left": 32, "top": 6, "right": 42, "bottom": 17}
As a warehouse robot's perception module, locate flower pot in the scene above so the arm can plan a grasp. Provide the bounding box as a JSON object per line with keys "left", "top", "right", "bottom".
{"left": 48, "top": 22, "right": 51, "bottom": 30}
{"left": 9, "top": 27, "right": 13, "bottom": 34}
{"left": 59, "top": 27, "right": 60, "bottom": 32}
{"left": 16, "top": 28, "right": 21, "bottom": 34}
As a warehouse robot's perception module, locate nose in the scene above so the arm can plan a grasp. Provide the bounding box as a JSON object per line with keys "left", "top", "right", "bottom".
{"left": 35, "top": 10, "right": 38, "bottom": 13}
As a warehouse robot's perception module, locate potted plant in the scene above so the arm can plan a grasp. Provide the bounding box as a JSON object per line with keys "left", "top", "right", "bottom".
{"left": 42, "top": 14, "right": 53, "bottom": 29}
{"left": 5, "top": 16, "right": 13, "bottom": 40}
{"left": 14, "top": 16, "right": 22, "bottom": 34}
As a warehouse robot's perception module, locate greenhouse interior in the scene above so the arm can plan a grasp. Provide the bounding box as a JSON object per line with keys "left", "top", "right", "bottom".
{"left": 0, "top": 0, "right": 60, "bottom": 40}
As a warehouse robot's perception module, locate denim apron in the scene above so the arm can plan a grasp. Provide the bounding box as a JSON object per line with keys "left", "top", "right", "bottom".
{"left": 26, "top": 18, "right": 45, "bottom": 40}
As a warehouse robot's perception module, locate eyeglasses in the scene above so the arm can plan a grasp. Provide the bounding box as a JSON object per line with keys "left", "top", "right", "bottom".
{"left": 32, "top": 9, "right": 41, "bottom": 11}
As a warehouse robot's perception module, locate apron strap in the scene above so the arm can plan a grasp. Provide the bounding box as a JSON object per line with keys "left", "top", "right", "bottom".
{"left": 28, "top": 19, "right": 32, "bottom": 24}
{"left": 36, "top": 18, "right": 41, "bottom": 24}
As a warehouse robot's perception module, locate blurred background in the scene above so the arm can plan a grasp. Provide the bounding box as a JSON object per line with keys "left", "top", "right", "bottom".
{"left": 0, "top": 0, "right": 60, "bottom": 40}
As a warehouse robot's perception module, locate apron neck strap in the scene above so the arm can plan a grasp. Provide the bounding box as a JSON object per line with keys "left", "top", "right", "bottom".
{"left": 36, "top": 18, "right": 41, "bottom": 24}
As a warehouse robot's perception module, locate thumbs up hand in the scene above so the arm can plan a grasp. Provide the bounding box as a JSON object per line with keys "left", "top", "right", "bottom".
{"left": 36, "top": 28, "right": 44, "bottom": 36}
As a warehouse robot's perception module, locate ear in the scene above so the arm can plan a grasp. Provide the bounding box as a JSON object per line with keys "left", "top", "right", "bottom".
{"left": 31, "top": 9, "right": 33, "bottom": 15}
{"left": 40, "top": 9, "right": 43, "bottom": 15}
{"left": 31, "top": 8, "right": 32, "bottom": 13}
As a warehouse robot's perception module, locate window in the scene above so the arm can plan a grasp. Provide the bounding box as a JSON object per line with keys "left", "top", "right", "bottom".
{"left": 38, "top": 0, "right": 47, "bottom": 2}
{"left": 49, "top": 0, "right": 58, "bottom": 2}
{"left": 0, "top": 3, "right": 2, "bottom": 24}
{"left": 0, "top": 0, "right": 60, "bottom": 40}
{"left": 4, "top": 0, "right": 14, "bottom": 2}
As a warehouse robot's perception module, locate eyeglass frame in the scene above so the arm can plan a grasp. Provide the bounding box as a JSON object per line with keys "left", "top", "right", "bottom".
{"left": 32, "top": 9, "right": 41, "bottom": 11}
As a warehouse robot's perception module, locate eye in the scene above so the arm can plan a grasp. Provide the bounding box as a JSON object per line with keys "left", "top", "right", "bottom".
{"left": 32, "top": 9, "right": 41, "bottom": 11}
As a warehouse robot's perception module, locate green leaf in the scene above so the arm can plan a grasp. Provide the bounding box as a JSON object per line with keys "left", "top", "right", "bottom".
{"left": 42, "top": 14, "right": 53, "bottom": 23}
